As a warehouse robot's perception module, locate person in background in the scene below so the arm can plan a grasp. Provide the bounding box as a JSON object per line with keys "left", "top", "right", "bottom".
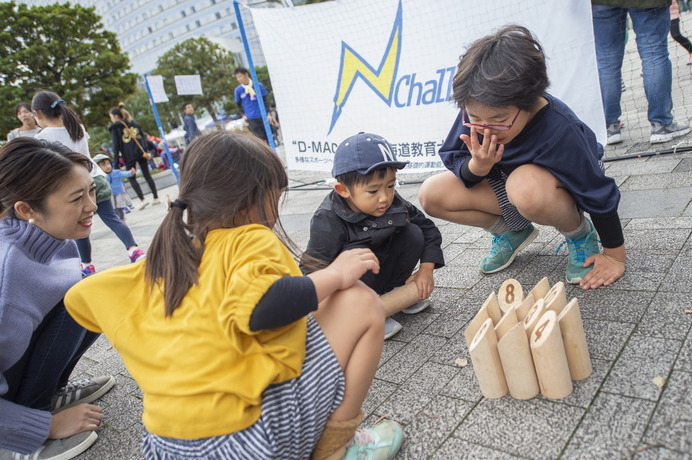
{"left": 0, "top": 137, "right": 115, "bottom": 460}
{"left": 182, "top": 103, "right": 201, "bottom": 145}
{"left": 670, "top": 0, "right": 692, "bottom": 64}
{"left": 7, "top": 102, "right": 41, "bottom": 141}
{"left": 592, "top": 0, "right": 691, "bottom": 144}
{"left": 33, "top": 91, "right": 146, "bottom": 275}
{"left": 108, "top": 106, "right": 160, "bottom": 210}
{"left": 233, "top": 67, "right": 276, "bottom": 143}
{"left": 93, "top": 153, "right": 135, "bottom": 222}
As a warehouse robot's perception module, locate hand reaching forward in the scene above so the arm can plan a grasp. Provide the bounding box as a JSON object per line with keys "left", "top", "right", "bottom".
{"left": 49, "top": 404, "right": 103, "bottom": 439}
{"left": 326, "top": 248, "right": 380, "bottom": 291}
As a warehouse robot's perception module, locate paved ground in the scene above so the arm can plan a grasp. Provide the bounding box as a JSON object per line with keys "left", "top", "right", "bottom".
{"left": 71, "top": 28, "right": 692, "bottom": 460}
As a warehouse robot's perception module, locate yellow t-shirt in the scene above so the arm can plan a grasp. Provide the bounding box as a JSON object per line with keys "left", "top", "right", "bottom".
{"left": 65, "top": 224, "right": 307, "bottom": 439}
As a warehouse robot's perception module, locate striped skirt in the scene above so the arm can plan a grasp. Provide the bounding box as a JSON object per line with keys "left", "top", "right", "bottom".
{"left": 141, "top": 315, "right": 345, "bottom": 460}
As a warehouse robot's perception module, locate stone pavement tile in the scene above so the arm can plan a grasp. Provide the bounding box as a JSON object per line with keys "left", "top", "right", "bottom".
{"left": 422, "top": 302, "right": 476, "bottom": 339}
{"left": 625, "top": 251, "right": 678, "bottom": 274}
{"left": 636, "top": 292, "right": 692, "bottom": 340}
{"left": 673, "top": 157, "right": 692, "bottom": 173}
{"left": 448, "top": 247, "right": 487, "bottom": 267}
{"left": 539, "top": 358, "right": 612, "bottom": 409}
{"left": 537, "top": 233, "right": 565, "bottom": 256}
{"left": 101, "top": 394, "right": 144, "bottom": 432}
{"left": 429, "top": 328, "right": 468, "bottom": 368}
{"left": 569, "top": 288, "right": 655, "bottom": 323}
{"left": 603, "top": 270, "right": 664, "bottom": 292}
{"left": 660, "top": 256, "right": 692, "bottom": 292}
{"left": 431, "top": 438, "right": 516, "bottom": 460}
{"left": 375, "top": 334, "right": 450, "bottom": 384}
{"left": 438, "top": 363, "right": 482, "bottom": 403}
{"left": 623, "top": 228, "right": 689, "bottom": 252}
{"left": 618, "top": 172, "right": 692, "bottom": 191}
{"left": 390, "top": 310, "right": 440, "bottom": 343}
{"left": 624, "top": 216, "right": 692, "bottom": 230}
{"left": 605, "top": 157, "right": 682, "bottom": 177}
{"left": 449, "top": 226, "right": 486, "bottom": 245}
{"left": 427, "top": 287, "right": 467, "bottom": 314}
{"left": 76, "top": 423, "right": 145, "bottom": 460}
{"left": 439, "top": 242, "right": 471, "bottom": 263}
{"left": 514, "top": 255, "right": 564, "bottom": 287}
{"left": 603, "top": 335, "right": 682, "bottom": 401}
{"left": 376, "top": 362, "right": 459, "bottom": 424}
{"left": 363, "top": 378, "right": 399, "bottom": 416}
{"left": 561, "top": 393, "right": 656, "bottom": 460}
{"left": 643, "top": 371, "right": 692, "bottom": 454}
{"left": 582, "top": 319, "right": 635, "bottom": 361}
{"left": 630, "top": 444, "right": 692, "bottom": 460}
{"left": 434, "top": 264, "right": 484, "bottom": 289}
{"left": 620, "top": 188, "right": 692, "bottom": 218}
{"left": 379, "top": 339, "right": 406, "bottom": 366}
{"left": 452, "top": 397, "right": 583, "bottom": 459}
{"left": 396, "top": 395, "right": 474, "bottom": 460}
{"left": 674, "top": 333, "right": 691, "bottom": 371}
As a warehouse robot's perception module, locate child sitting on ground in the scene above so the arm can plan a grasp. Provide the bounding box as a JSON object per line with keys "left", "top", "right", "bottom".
{"left": 302, "top": 132, "right": 445, "bottom": 340}
{"left": 419, "top": 25, "right": 625, "bottom": 290}
{"left": 93, "top": 154, "right": 135, "bottom": 222}
{"left": 65, "top": 131, "right": 403, "bottom": 460}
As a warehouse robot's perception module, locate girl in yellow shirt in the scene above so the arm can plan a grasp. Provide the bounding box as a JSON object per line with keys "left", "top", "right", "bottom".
{"left": 65, "top": 131, "right": 403, "bottom": 459}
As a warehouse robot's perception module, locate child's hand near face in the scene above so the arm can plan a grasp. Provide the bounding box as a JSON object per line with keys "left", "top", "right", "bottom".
{"left": 460, "top": 127, "right": 505, "bottom": 177}
{"left": 406, "top": 262, "right": 435, "bottom": 300}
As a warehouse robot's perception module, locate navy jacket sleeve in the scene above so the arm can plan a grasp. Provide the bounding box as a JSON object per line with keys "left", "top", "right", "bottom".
{"left": 109, "top": 124, "right": 123, "bottom": 166}
{"left": 403, "top": 200, "right": 445, "bottom": 268}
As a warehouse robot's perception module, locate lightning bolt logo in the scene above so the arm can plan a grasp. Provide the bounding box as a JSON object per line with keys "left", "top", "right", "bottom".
{"left": 328, "top": 0, "right": 403, "bottom": 134}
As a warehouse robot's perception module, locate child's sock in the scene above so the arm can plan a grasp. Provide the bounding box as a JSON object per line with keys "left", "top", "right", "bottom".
{"left": 560, "top": 215, "right": 590, "bottom": 240}
{"left": 485, "top": 216, "right": 509, "bottom": 235}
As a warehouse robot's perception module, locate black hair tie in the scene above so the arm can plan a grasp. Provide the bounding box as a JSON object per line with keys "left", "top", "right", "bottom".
{"left": 170, "top": 199, "right": 187, "bottom": 210}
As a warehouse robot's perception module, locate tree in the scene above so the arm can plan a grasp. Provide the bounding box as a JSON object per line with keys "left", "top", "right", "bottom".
{"left": 153, "top": 37, "right": 239, "bottom": 127}
{"left": 0, "top": 1, "right": 137, "bottom": 137}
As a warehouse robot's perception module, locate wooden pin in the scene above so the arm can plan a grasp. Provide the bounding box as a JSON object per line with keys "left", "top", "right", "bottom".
{"left": 464, "top": 307, "right": 490, "bottom": 348}
{"left": 514, "top": 293, "right": 535, "bottom": 322}
{"left": 530, "top": 310, "right": 573, "bottom": 399}
{"left": 543, "top": 281, "right": 567, "bottom": 315}
{"left": 482, "top": 291, "right": 503, "bottom": 326}
{"left": 498, "top": 279, "right": 523, "bottom": 315}
{"left": 523, "top": 298, "right": 546, "bottom": 339}
{"left": 527, "top": 277, "right": 550, "bottom": 301}
{"left": 497, "top": 322, "right": 540, "bottom": 400}
{"left": 381, "top": 282, "right": 421, "bottom": 317}
{"left": 558, "top": 298, "right": 592, "bottom": 381}
{"left": 469, "top": 318, "right": 508, "bottom": 398}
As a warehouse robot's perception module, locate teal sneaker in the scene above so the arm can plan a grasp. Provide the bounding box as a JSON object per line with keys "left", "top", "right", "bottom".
{"left": 479, "top": 224, "right": 539, "bottom": 274}
{"left": 557, "top": 219, "right": 600, "bottom": 284}
{"left": 343, "top": 419, "right": 403, "bottom": 460}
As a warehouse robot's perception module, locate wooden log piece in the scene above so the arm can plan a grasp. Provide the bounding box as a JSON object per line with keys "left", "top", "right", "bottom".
{"left": 494, "top": 307, "right": 518, "bottom": 340}
{"left": 530, "top": 310, "right": 573, "bottom": 399}
{"left": 497, "top": 322, "right": 540, "bottom": 400}
{"left": 543, "top": 281, "right": 567, "bottom": 315}
{"left": 381, "top": 282, "right": 421, "bottom": 317}
{"left": 558, "top": 298, "right": 592, "bottom": 381}
{"left": 515, "top": 293, "right": 535, "bottom": 322}
{"left": 498, "top": 279, "right": 524, "bottom": 314}
{"left": 523, "top": 297, "right": 546, "bottom": 339}
{"left": 482, "top": 291, "right": 503, "bottom": 326}
{"left": 469, "top": 318, "right": 508, "bottom": 398}
{"left": 464, "top": 307, "right": 490, "bottom": 348}
{"left": 527, "top": 277, "right": 550, "bottom": 300}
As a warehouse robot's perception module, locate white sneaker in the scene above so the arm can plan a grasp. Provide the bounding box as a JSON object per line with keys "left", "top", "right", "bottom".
{"left": 384, "top": 317, "right": 402, "bottom": 340}
{"left": 138, "top": 199, "right": 150, "bottom": 210}
{"left": 650, "top": 121, "right": 691, "bottom": 144}
{"left": 401, "top": 299, "right": 431, "bottom": 315}
{"left": 151, "top": 198, "right": 161, "bottom": 205}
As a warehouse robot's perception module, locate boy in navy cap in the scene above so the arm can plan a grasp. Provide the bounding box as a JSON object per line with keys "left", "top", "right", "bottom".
{"left": 301, "top": 132, "right": 445, "bottom": 339}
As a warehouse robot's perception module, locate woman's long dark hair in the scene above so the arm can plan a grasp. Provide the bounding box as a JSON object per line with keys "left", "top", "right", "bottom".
{"left": 145, "top": 131, "right": 290, "bottom": 316}
{"left": 31, "top": 91, "right": 85, "bottom": 143}
{"left": 0, "top": 138, "right": 92, "bottom": 218}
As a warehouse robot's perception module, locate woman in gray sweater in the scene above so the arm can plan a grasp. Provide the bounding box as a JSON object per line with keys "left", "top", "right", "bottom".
{"left": 0, "top": 138, "right": 115, "bottom": 460}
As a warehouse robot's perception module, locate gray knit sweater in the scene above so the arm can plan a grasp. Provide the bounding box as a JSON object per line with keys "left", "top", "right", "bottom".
{"left": 0, "top": 218, "right": 82, "bottom": 454}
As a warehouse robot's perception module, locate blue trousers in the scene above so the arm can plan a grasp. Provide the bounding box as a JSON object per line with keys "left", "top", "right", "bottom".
{"left": 76, "top": 198, "right": 137, "bottom": 263}
{"left": 3, "top": 301, "right": 99, "bottom": 411}
{"left": 592, "top": 6, "right": 673, "bottom": 125}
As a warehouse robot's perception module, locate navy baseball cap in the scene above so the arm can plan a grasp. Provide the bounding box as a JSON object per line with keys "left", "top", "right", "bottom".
{"left": 332, "top": 132, "right": 409, "bottom": 177}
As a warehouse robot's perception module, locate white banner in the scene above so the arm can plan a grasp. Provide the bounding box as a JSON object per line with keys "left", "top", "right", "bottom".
{"left": 250, "top": 0, "right": 605, "bottom": 173}
{"left": 175, "top": 75, "right": 203, "bottom": 95}
{"left": 146, "top": 75, "right": 169, "bottom": 103}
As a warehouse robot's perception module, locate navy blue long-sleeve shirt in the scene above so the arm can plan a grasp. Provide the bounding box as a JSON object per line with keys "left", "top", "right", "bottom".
{"left": 439, "top": 94, "right": 624, "bottom": 248}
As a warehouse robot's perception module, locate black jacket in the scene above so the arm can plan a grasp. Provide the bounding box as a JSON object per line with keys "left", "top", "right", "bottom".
{"left": 301, "top": 190, "right": 445, "bottom": 272}
{"left": 109, "top": 120, "right": 146, "bottom": 168}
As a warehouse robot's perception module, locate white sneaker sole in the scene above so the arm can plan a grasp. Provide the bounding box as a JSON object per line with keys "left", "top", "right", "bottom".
{"left": 650, "top": 126, "right": 691, "bottom": 144}
{"left": 401, "top": 299, "right": 431, "bottom": 315}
